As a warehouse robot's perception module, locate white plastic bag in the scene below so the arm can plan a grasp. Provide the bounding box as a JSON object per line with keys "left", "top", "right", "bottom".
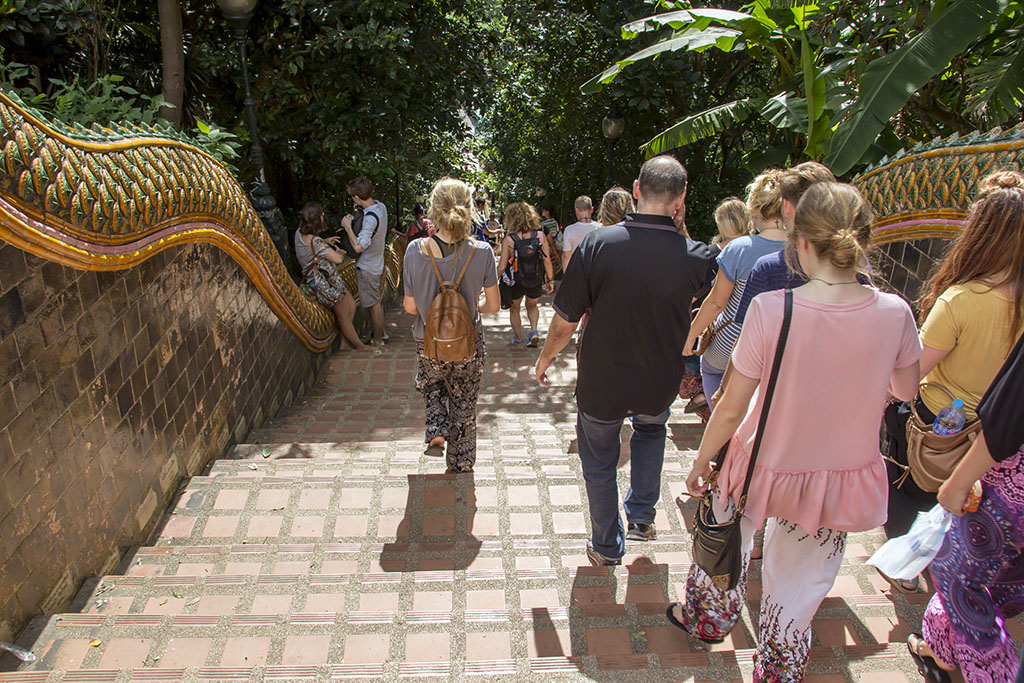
{"left": 867, "top": 504, "right": 952, "bottom": 580}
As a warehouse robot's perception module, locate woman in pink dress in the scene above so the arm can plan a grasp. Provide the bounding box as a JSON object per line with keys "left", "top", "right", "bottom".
{"left": 667, "top": 182, "right": 923, "bottom": 681}
{"left": 406, "top": 203, "right": 434, "bottom": 241}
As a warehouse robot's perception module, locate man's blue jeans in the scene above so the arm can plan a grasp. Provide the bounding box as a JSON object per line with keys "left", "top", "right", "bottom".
{"left": 576, "top": 409, "right": 670, "bottom": 559}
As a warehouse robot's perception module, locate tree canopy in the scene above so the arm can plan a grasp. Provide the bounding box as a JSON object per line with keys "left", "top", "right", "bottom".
{"left": 1, "top": 0, "right": 1021, "bottom": 241}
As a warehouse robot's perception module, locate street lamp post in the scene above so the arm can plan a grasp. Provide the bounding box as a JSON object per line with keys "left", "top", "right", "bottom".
{"left": 215, "top": 0, "right": 292, "bottom": 269}
{"left": 601, "top": 105, "right": 625, "bottom": 187}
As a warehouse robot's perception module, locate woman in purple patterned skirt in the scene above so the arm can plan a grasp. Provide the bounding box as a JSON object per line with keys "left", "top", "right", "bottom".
{"left": 910, "top": 322, "right": 1024, "bottom": 683}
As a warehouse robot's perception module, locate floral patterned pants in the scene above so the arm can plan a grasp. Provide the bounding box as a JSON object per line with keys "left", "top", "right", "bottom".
{"left": 415, "top": 328, "right": 485, "bottom": 473}
{"left": 675, "top": 494, "right": 847, "bottom": 682}
{"left": 923, "top": 449, "right": 1024, "bottom": 683}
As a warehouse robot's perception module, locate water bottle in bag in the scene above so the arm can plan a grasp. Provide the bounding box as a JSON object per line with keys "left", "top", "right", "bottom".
{"left": 933, "top": 398, "right": 966, "bottom": 436}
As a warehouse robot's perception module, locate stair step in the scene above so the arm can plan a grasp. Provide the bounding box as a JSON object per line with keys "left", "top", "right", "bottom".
{"left": 72, "top": 569, "right": 911, "bottom": 619}
{"left": 1, "top": 635, "right": 901, "bottom": 680}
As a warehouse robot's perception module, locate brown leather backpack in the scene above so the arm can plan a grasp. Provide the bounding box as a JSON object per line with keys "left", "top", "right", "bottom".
{"left": 423, "top": 244, "right": 477, "bottom": 362}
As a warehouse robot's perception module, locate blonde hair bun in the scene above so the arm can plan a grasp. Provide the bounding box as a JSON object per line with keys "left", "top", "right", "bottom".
{"left": 428, "top": 177, "right": 473, "bottom": 242}
{"left": 828, "top": 227, "right": 862, "bottom": 269}
{"left": 792, "top": 182, "right": 873, "bottom": 272}
{"left": 746, "top": 168, "right": 784, "bottom": 221}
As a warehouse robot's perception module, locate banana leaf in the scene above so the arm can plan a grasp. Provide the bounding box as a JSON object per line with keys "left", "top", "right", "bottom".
{"left": 825, "top": 0, "right": 1007, "bottom": 175}
{"left": 581, "top": 26, "right": 742, "bottom": 94}
{"left": 641, "top": 98, "right": 762, "bottom": 157}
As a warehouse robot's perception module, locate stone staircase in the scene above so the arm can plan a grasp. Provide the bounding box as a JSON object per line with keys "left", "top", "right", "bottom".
{"left": 0, "top": 306, "right": 964, "bottom": 681}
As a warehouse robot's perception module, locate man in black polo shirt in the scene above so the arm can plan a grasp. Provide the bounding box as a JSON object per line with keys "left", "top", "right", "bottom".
{"left": 535, "top": 156, "right": 714, "bottom": 566}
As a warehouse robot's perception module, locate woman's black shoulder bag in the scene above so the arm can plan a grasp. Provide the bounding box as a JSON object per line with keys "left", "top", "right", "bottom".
{"left": 691, "top": 288, "right": 793, "bottom": 591}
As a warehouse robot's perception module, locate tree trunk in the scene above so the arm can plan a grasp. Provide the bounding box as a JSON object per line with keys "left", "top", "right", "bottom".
{"left": 158, "top": 0, "right": 185, "bottom": 126}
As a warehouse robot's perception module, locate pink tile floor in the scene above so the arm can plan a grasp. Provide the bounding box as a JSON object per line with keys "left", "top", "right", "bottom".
{"left": 1, "top": 303, "right": 1007, "bottom": 681}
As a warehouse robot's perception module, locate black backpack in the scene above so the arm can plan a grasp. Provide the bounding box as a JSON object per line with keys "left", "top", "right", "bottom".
{"left": 511, "top": 231, "right": 544, "bottom": 287}
{"left": 332, "top": 209, "right": 382, "bottom": 260}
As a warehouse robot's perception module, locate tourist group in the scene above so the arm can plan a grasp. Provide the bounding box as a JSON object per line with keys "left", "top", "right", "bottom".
{"left": 294, "top": 156, "right": 1024, "bottom": 683}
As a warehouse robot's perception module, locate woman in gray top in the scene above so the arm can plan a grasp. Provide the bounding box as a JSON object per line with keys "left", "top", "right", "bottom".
{"left": 403, "top": 177, "right": 500, "bottom": 472}
{"left": 294, "top": 202, "right": 366, "bottom": 351}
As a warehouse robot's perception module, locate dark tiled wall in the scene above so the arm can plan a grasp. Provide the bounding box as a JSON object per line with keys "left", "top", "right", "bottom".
{"left": 0, "top": 241, "right": 325, "bottom": 639}
{"left": 871, "top": 237, "right": 950, "bottom": 306}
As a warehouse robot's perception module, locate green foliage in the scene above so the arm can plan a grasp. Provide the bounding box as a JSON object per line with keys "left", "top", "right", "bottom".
{"left": 180, "top": 0, "right": 499, "bottom": 224}
{"left": 825, "top": 0, "right": 1009, "bottom": 174}
{"left": 192, "top": 119, "right": 241, "bottom": 164}
{"left": 0, "top": 0, "right": 500, "bottom": 228}
{"left": 46, "top": 74, "right": 167, "bottom": 125}
{"left": 587, "top": 0, "right": 1024, "bottom": 178}
{"left": 641, "top": 98, "right": 758, "bottom": 156}
{"left": 0, "top": 62, "right": 240, "bottom": 167}
{"left": 481, "top": 0, "right": 758, "bottom": 240}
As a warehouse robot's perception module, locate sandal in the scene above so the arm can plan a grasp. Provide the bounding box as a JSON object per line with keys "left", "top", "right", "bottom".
{"left": 423, "top": 444, "right": 445, "bottom": 458}
{"left": 685, "top": 395, "right": 709, "bottom": 414}
{"left": 665, "top": 603, "right": 724, "bottom": 644}
{"left": 876, "top": 568, "right": 922, "bottom": 594}
{"left": 907, "top": 633, "right": 952, "bottom": 683}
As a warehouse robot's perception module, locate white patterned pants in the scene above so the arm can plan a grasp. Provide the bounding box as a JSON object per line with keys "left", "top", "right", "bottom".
{"left": 676, "top": 494, "right": 847, "bottom": 682}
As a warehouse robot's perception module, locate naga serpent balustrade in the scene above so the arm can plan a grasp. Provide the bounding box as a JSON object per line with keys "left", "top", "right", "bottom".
{"left": 0, "top": 92, "right": 407, "bottom": 353}
{"left": 853, "top": 123, "right": 1024, "bottom": 244}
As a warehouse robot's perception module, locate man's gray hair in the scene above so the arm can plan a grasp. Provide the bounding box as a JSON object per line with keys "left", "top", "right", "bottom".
{"left": 638, "top": 155, "right": 688, "bottom": 204}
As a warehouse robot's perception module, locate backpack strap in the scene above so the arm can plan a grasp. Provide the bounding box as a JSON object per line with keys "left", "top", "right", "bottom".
{"left": 421, "top": 242, "right": 446, "bottom": 290}
{"left": 453, "top": 245, "right": 475, "bottom": 287}
{"left": 422, "top": 241, "right": 474, "bottom": 290}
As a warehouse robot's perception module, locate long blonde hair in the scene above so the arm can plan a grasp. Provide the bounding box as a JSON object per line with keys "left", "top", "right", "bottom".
{"left": 504, "top": 201, "right": 542, "bottom": 235}
{"left": 597, "top": 186, "right": 634, "bottom": 226}
{"left": 789, "top": 182, "right": 873, "bottom": 272}
{"left": 713, "top": 197, "right": 753, "bottom": 245}
{"left": 428, "top": 177, "right": 473, "bottom": 242}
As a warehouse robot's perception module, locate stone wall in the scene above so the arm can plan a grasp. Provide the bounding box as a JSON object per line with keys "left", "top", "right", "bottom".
{"left": 871, "top": 237, "right": 950, "bottom": 306}
{"left": 0, "top": 241, "right": 326, "bottom": 639}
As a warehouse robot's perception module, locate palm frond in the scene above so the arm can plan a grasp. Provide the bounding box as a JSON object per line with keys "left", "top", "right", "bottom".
{"left": 640, "top": 98, "right": 762, "bottom": 157}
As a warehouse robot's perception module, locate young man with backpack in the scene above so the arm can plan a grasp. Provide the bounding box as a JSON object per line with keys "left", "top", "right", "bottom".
{"left": 497, "top": 202, "right": 554, "bottom": 347}
{"left": 341, "top": 177, "right": 389, "bottom": 345}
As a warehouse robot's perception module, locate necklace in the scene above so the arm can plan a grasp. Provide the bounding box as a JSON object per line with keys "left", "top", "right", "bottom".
{"left": 808, "top": 276, "right": 860, "bottom": 286}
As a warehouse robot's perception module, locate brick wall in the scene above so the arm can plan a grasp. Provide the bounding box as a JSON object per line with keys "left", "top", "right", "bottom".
{"left": 0, "top": 241, "right": 326, "bottom": 639}
{"left": 871, "top": 237, "right": 950, "bottom": 306}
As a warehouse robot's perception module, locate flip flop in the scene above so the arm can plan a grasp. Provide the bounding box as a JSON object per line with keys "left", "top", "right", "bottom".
{"left": 907, "top": 633, "right": 952, "bottom": 683}
{"left": 423, "top": 444, "right": 444, "bottom": 458}
{"left": 665, "top": 603, "right": 724, "bottom": 644}
{"left": 876, "top": 568, "right": 922, "bottom": 594}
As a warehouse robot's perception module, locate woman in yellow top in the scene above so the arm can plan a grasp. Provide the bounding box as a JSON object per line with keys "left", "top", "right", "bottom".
{"left": 883, "top": 171, "right": 1024, "bottom": 592}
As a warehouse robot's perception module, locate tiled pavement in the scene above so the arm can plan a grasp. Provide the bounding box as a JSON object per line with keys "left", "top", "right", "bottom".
{"left": 2, "top": 301, "right": 1013, "bottom": 681}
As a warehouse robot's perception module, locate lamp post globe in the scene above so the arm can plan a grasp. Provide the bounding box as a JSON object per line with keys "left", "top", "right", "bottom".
{"left": 602, "top": 105, "right": 625, "bottom": 141}
{"left": 216, "top": 0, "right": 257, "bottom": 17}
{"left": 602, "top": 106, "right": 624, "bottom": 186}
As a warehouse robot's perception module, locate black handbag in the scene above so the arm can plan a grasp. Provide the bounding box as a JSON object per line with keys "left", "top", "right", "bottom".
{"left": 691, "top": 288, "right": 793, "bottom": 591}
